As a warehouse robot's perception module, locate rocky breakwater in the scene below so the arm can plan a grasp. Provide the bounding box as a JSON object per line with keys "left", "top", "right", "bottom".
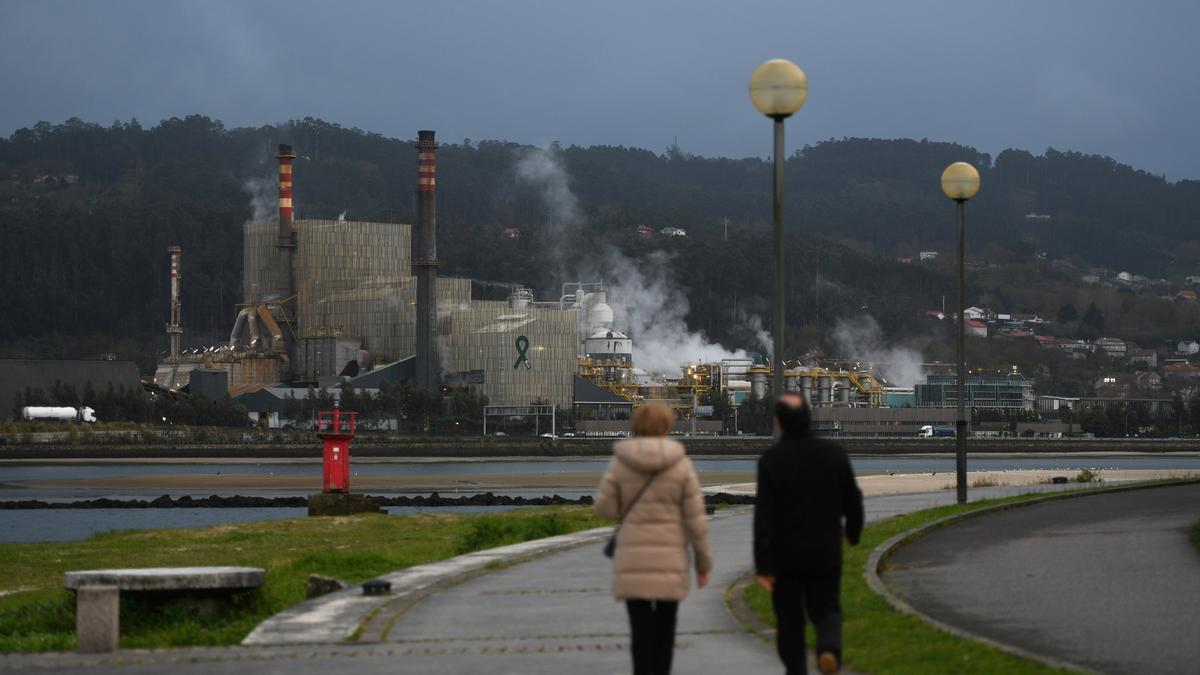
{"left": 0, "top": 492, "right": 756, "bottom": 509}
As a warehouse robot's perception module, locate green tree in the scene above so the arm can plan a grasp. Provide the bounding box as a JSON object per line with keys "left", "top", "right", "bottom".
{"left": 1057, "top": 302, "right": 1078, "bottom": 324}
{"left": 1078, "top": 302, "right": 1106, "bottom": 340}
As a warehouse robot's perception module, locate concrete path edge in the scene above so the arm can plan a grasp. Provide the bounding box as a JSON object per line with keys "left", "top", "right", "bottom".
{"left": 865, "top": 478, "right": 1200, "bottom": 675}
{"left": 242, "top": 525, "right": 615, "bottom": 645}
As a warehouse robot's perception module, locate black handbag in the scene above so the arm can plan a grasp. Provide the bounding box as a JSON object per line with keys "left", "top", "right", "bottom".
{"left": 604, "top": 470, "right": 660, "bottom": 559}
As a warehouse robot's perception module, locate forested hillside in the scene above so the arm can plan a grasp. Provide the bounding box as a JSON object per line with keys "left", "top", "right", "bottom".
{"left": 1, "top": 116, "right": 1197, "bottom": 368}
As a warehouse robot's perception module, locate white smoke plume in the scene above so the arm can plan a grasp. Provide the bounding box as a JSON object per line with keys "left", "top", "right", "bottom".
{"left": 602, "top": 249, "right": 752, "bottom": 376}
{"left": 243, "top": 176, "right": 277, "bottom": 223}
{"left": 831, "top": 315, "right": 926, "bottom": 387}
{"left": 513, "top": 145, "right": 583, "bottom": 279}
{"left": 514, "top": 145, "right": 584, "bottom": 227}
{"left": 512, "top": 145, "right": 752, "bottom": 376}
{"left": 740, "top": 312, "right": 773, "bottom": 359}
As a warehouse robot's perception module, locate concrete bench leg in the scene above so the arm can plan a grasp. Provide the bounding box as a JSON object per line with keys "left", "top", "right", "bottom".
{"left": 76, "top": 585, "right": 119, "bottom": 653}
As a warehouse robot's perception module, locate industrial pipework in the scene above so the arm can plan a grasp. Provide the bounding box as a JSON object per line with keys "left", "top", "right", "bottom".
{"left": 167, "top": 245, "right": 182, "bottom": 358}
{"left": 414, "top": 130, "right": 440, "bottom": 391}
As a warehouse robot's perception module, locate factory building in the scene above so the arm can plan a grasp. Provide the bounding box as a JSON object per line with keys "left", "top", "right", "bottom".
{"left": 446, "top": 294, "right": 581, "bottom": 409}
{"left": 152, "top": 132, "right": 920, "bottom": 425}
{"left": 915, "top": 371, "right": 1035, "bottom": 411}
{"left": 241, "top": 217, "right": 472, "bottom": 384}
{"left": 158, "top": 132, "right": 584, "bottom": 410}
{"left": 747, "top": 364, "right": 885, "bottom": 407}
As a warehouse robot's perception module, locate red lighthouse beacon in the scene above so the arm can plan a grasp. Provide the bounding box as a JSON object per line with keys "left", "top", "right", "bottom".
{"left": 308, "top": 403, "right": 379, "bottom": 516}
{"left": 317, "top": 403, "right": 355, "bottom": 493}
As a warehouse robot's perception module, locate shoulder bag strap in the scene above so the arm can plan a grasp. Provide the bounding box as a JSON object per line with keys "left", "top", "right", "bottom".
{"left": 618, "top": 470, "right": 660, "bottom": 522}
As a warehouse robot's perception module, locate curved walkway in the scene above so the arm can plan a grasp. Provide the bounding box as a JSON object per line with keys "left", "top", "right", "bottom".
{"left": 2, "top": 483, "right": 1101, "bottom": 674}
{"left": 883, "top": 482, "right": 1200, "bottom": 675}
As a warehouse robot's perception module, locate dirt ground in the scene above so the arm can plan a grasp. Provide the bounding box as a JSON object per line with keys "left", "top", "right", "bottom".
{"left": 709, "top": 468, "right": 1199, "bottom": 497}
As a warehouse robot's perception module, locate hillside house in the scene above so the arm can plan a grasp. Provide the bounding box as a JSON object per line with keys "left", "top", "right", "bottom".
{"left": 1164, "top": 361, "right": 1200, "bottom": 380}
{"left": 1128, "top": 349, "right": 1158, "bottom": 367}
{"left": 1094, "top": 337, "right": 1128, "bottom": 358}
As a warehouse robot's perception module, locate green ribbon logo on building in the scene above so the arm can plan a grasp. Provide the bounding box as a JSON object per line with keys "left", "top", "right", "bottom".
{"left": 514, "top": 335, "right": 531, "bottom": 370}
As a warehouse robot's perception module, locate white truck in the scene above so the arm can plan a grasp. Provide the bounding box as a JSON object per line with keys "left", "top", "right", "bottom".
{"left": 21, "top": 406, "right": 97, "bottom": 423}
{"left": 918, "top": 424, "right": 956, "bottom": 438}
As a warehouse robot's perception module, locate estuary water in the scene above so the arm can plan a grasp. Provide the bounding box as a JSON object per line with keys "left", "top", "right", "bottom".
{"left": 2, "top": 455, "right": 1198, "bottom": 543}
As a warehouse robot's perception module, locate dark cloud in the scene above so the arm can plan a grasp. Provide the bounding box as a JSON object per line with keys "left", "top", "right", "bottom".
{"left": 3, "top": 0, "right": 1197, "bottom": 178}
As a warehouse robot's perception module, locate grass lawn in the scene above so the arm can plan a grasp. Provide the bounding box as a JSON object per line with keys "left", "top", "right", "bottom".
{"left": 0, "top": 506, "right": 606, "bottom": 653}
{"left": 743, "top": 494, "right": 1079, "bottom": 675}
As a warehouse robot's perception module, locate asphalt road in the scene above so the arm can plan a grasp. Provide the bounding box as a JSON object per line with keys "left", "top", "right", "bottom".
{"left": 883, "top": 482, "right": 1200, "bottom": 675}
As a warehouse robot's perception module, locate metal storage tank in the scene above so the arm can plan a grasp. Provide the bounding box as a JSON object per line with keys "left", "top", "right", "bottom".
{"left": 587, "top": 290, "right": 614, "bottom": 330}
{"left": 799, "top": 376, "right": 813, "bottom": 403}
{"left": 585, "top": 329, "right": 632, "bottom": 365}
{"left": 784, "top": 373, "right": 800, "bottom": 392}
{"left": 750, "top": 369, "right": 768, "bottom": 399}
{"left": 818, "top": 375, "right": 832, "bottom": 403}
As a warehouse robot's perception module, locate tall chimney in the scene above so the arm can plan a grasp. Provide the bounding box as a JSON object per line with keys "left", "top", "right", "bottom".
{"left": 275, "top": 143, "right": 297, "bottom": 301}
{"left": 167, "top": 245, "right": 183, "bottom": 358}
{"left": 414, "top": 130, "right": 440, "bottom": 391}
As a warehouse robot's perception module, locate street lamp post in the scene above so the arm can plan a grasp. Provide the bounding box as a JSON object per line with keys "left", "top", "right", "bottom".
{"left": 941, "top": 161, "right": 981, "bottom": 505}
{"left": 750, "top": 59, "right": 808, "bottom": 400}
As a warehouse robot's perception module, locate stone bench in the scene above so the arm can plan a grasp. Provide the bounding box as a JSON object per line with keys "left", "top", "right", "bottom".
{"left": 64, "top": 566, "right": 265, "bottom": 653}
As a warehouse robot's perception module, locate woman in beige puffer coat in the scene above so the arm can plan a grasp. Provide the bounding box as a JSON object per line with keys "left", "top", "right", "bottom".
{"left": 595, "top": 404, "right": 713, "bottom": 675}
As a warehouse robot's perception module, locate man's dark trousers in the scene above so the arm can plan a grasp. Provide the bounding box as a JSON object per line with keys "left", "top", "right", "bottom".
{"left": 772, "top": 570, "right": 842, "bottom": 675}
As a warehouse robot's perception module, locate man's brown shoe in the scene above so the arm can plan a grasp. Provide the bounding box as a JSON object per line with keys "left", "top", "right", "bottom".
{"left": 818, "top": 651, "right": 839, "bottom": 674}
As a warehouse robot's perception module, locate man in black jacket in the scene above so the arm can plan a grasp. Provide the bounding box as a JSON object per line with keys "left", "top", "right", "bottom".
{"left": 754, "top": 392, "right": 864, "bottom": 675}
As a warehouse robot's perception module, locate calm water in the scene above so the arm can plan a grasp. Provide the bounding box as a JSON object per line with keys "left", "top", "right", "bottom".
{"left": 2, "top": 455, "right": 1198, "bottom": 543}
{"left": 4, "top": 456, "right": 1200, "bottom": 485}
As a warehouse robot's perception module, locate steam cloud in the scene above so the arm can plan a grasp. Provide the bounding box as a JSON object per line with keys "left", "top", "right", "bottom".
{"left": 514, "top": 146, "right": 582, "bottom": 279}
{"left": 831, "top": 315, "right": 925, "bottom": 387}
{"left": 512, "top": 145, "right": 751, "bottom": 376}
{"left": 602, "top": 250, "right": 752, "bottom": 374}
{"left": 243, "top": 176, "right": 277, "bottom": 223}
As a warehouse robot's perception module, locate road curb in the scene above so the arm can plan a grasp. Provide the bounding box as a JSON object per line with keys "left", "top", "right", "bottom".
{"left": 865, "top": 478, "right": 1200, "bottom": 674}
{"left": 242, "top": 525, "right": 615, "bottom": 646}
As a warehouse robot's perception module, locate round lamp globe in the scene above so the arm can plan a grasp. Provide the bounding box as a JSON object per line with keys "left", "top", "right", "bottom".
{"left": 750, "top": 59, "right": 808, "bottom": 118}
{"left": 941, "top": 162, "right": 981, "bottom": 201}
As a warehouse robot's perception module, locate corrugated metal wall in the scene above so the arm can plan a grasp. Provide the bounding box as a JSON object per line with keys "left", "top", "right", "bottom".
{"left": 447, "top": 300, "right": 579, "bottom": 408}
{"left": 242, "top": 221, "right": 277, "bottom": 303}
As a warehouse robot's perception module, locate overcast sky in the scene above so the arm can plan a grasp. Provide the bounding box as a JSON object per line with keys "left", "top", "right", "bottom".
{"left": 3, "top": 0, "right": 1198, "bottom": 179}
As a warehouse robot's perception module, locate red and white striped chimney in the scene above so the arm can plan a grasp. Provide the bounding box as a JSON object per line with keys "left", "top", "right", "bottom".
{"left": 167, "top": 245, "right": 182, "bottom": 358}
{"left": 275, "top": 144, "right": 297, "bottom": 301}
{"left": 414, "top": 131, "right": 439, "bottom": 390}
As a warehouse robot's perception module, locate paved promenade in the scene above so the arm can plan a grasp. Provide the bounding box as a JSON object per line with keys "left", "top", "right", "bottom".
{"left": 884, "top": 482, "right": 1200, "bottom": 674}
{"left": 2, "top": 483, "right": 1098, "bottom": 674}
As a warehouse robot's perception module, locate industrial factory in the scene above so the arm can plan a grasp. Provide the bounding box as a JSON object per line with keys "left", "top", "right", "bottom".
{"left": 152, "top": 131, "right": 952, "bottom": 432}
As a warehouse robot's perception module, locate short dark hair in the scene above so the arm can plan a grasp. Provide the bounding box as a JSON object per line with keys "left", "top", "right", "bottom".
{"left": 774, "top": 393, "right": 811, "bottom": 434}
